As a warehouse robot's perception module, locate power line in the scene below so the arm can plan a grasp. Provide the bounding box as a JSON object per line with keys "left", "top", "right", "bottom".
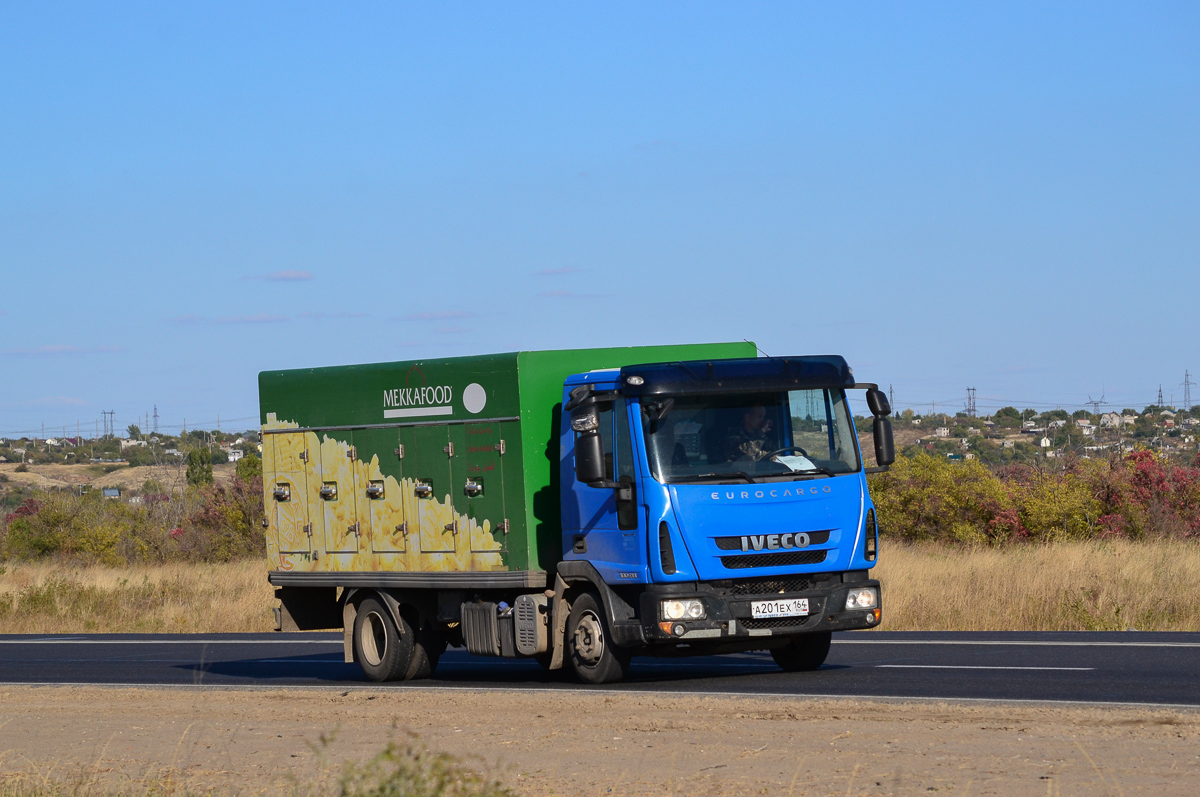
{"left": 1183, "top": 371, "right": 1193, "bottom": 411}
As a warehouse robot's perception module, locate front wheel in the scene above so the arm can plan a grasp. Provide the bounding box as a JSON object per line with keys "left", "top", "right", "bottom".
{"left": 566, "top": 592, "right": 630, "bottom": 684}
{"left": 770, "top": 631, "right": 832, "bottom": 672}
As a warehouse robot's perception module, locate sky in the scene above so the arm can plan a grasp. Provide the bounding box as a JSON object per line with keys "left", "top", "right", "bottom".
{"left": 1, "top": 2, "right": 1197, "bottom": 437}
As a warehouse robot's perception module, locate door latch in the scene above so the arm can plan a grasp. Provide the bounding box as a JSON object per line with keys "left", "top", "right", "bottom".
{"left": 414, "top": 483, "right": 433, "bottom": 498}
{"left": 393, "top": 445, "right": 404, "bottom": 459}
{"left": 443, "top": 443, "right": 455, "bottom": 457}
{"left": 349, "top": 522, "right": 360, "bottom": 535}
{"left": 494, "top": 440, "right": 505, "bottom": 455}
{"left": 464, "top": 480, "right": 483, "bottom": 497}
{"left": 394, "top": 521, "right": 408, "bottom": 534}
{"left": 444, "top": 520, "right": 458, "bottom": 534}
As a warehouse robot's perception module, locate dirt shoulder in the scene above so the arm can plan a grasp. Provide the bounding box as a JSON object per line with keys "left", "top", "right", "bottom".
{"left": 1, "top": 686, "right": 1197, "bottom": 795}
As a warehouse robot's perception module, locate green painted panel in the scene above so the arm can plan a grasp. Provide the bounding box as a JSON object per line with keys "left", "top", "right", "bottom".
{"left": 259, "top": 342, "right": 756, "bottom": 575}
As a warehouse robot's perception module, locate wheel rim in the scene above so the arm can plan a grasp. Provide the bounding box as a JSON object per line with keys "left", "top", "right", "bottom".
{"left": 573, "top": 609, "right": 605, "bottom": 666}
{"left": 360, "top": 610, "right": 387, "bottom": 667}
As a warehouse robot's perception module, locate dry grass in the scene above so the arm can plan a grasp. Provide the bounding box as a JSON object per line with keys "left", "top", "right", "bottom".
{"left": 878, "top": 539, "right": 1200, "bottom": 631}
{"left": 0, "top": 560, "right": 275, "bottom": 634}
{"left": 3, "top": 540, "right": 1199, "bottom": 634}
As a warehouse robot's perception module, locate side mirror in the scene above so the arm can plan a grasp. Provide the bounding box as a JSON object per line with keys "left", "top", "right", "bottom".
{"left": 866, "top": 388, "right": 891, "bottom": 417}
{"left": 873, "top": 416, "right": 896, "bottom": 467}
{"left": 571, "top": 405, "right": 610, "bottom": 487}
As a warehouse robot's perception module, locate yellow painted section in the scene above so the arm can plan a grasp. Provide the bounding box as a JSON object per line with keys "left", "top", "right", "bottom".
{"left": 262, "top": 413, "right": 504, "bottom": 574}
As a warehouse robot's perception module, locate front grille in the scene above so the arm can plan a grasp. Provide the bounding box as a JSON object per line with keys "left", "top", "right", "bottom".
{"left": 741, "top": 615, "right": 812, "bottom": 630}
{"left": 720, "top": 550, "right": 828, "bottom": 570}
{"left": 729, "top": 576, "right": 813, "bottom": 596}
{"left": 714, "top": 530, "right": 832, "bottom": 551}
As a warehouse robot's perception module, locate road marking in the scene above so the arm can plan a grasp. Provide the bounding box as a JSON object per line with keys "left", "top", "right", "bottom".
{"left": 0, "top": 639, "right": 340, "bottom": 645}
{"left": 876, "top": 665, "right": 1094, "bottom": 671}
{"left": 2, "top": 682, "right": 1198, "bottom": 710}
{"left": 835, "top": 640, "right": 1200, "bottom": 648}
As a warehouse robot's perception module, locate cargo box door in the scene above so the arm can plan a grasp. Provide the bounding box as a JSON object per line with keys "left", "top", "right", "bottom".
{"left": 353, "top": 428, "right": 406, "bottom": 553}
{"left": 406, "top": 425, "right": 457, "bottom": 553}
{"left": 448, "top": 422, "right": 509, "bottom": 553}
{"left": 269, "top": 432, "right": 312, "bottom": 554}
{"left": 316, "top": 433, "right": 361, "bottom": 554}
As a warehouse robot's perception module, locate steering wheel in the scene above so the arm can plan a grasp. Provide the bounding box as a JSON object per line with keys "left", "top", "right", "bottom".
{"left": 766, "top": 445, "right": 810, "bottom": 459}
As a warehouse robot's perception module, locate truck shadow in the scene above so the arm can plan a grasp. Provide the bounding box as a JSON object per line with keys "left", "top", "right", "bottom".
{"left": 178, "top": 650, "right": 850, "bottom": 686}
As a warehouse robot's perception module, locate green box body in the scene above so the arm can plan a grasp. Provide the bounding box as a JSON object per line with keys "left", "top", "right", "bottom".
{"left": 259, "top": 342, "right": 754, "bottom": 580}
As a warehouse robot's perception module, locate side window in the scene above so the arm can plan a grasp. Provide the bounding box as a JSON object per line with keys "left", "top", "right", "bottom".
{"left": 596, "top": 401, "right": 615, "bottom": 482}
{"left": 615, "top": 398, "right": 635, "bottom": 480}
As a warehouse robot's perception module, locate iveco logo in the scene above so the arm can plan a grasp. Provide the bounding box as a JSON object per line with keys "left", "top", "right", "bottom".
{"left": 740, "top": 532, "right": 810, "bottom": 552}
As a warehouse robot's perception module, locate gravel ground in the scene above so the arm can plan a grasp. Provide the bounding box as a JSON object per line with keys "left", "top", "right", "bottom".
{"left": 1, "top": 685, "right": 1198, "bottom": 795}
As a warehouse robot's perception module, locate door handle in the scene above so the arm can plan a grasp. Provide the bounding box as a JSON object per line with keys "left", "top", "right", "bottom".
{"left": 464, "top": 480, "right": 483, "bottom": 497}
{"left": 272, "top": 484, "right": 290, "bottom": 501}
{"left": 414, "top": 483, "right": 433, "bottom": 498}
{"left": 319, "top": 484, "right": 337, "bottom": 500}
{"left": 365, "top": 483, "right": 385, "bottom": 499}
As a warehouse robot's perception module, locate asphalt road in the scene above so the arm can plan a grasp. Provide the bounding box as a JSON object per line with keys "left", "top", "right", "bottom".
{"left": 2, "top": 631, "right": 1197, "bottom": 706}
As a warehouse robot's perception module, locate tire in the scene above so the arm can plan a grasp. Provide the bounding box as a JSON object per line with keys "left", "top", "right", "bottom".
{"left": 566, "top": 592, "right": 630, "bottom": 684}
{"left": 404, "top": 611, "right": 447, "bottom": 681}
{"left": 770, "top": 631, "right": 832, "bottom": 672}
{"left": 353, "top": 597, "right": 414, "bottom": 682}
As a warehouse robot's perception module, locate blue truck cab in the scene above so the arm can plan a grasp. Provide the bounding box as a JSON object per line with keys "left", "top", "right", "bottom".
{"left": 556, "top": 355, "right": 895, "bottom": 683}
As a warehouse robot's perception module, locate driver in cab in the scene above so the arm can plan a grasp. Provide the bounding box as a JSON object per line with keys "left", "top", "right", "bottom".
{"left": 722, "top": 406, "right": 777, "bottom": 462}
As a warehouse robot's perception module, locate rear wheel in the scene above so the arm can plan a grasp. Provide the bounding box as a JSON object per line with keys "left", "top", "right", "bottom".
{"left": 404, "top": 611, "right": 447, "bottom": 681}
{"left": 353, "top": 597, "right": 414, "bottom": 682}
{"left": 770, "top": 631, "right": 832, "bottom": 672}
{"left": 566, "top": 592, "right": 630, "bottom": 684}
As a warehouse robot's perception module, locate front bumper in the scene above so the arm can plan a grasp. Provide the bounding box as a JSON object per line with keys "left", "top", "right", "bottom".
{"left": 637, "top": 571, "right": 881, "bottom": 644}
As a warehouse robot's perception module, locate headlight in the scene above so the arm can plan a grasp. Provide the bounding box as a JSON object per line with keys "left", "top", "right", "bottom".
{"left": 661, "top": 598, "right": 706, "bottom": 620}
{"left": 845, "top": 588, "right": 878, "bottom": 610}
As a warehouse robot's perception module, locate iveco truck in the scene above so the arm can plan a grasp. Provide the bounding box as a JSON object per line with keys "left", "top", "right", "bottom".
{"left": 260, "top": 342, "right": 894, "bottom": 684}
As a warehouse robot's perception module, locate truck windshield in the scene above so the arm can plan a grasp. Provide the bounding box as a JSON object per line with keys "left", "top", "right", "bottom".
{"left": 641, "top": 388, "right": 860, "bottom": 483}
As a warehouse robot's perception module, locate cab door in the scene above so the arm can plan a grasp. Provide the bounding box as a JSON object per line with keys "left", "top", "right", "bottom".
{"left": 268, "top": 432, "right": 312, "bottom": 555}
{"left": 407, "top": 424, "right": 456, "bottom": 553}
{"left": 318, "top": 434, "right": 360, "bottom": 554}
{"left": 449, "top": 422, "right": 508, "bottom": 553}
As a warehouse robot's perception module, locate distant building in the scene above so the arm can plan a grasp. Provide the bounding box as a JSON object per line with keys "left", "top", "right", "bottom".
{"left": 1039, "top": 436, "right": 1052, "bottom": 448}
{"left": 1100, "top": 412, "right": 1122, "bottom": 428}
{"left": 101, "top": 487, "right": 121, "bottom": 499}
{"left": 229, "top": 449, "right": 244, "bottom": 462}
{"left": 934, "top": 427, "right": 950, "bottom": 438}
{"left": 1002, "top": 440, "right": 1015, "bottom": 449}
{"left": 120, "top": 439, "right": 147, "bottom": 449}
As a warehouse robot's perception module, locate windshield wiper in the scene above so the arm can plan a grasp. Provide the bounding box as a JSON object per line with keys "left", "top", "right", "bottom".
{"left": 684, "top": 471, "right": 756, "bottom": 484}
{"left": 788, "top": 467, "right": 837, "bottom": 479}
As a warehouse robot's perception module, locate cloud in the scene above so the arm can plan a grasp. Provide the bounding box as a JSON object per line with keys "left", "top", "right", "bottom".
{"left": 535, "top": 267, "right": 582, "bottom": 276}
{"left": 299, "top": 311, "right": 367, "bottom": 319}
{"left": 0, "top": 345, "right": 122, "bottom": 356}
{"left": 213, "top": 314, "right": 289, "bottom": 324}
{"left": 537, "top": 290, "right": 601, "bottom": 299}
{"left": 245, "top": 270, "right": 314, "bottom": 282}
{"left": 172, "top": 314, "right": 289, "bottom": 324}
{"left": 27, "top": 396, "right": 87, "bottom": 407}
{"left": 398, "top": 311, "right": 476, "bottom": 321}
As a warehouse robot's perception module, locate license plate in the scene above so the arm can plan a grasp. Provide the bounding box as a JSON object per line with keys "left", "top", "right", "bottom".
{"left": 750, "top": 598, "right": 809, "bottom": 619}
